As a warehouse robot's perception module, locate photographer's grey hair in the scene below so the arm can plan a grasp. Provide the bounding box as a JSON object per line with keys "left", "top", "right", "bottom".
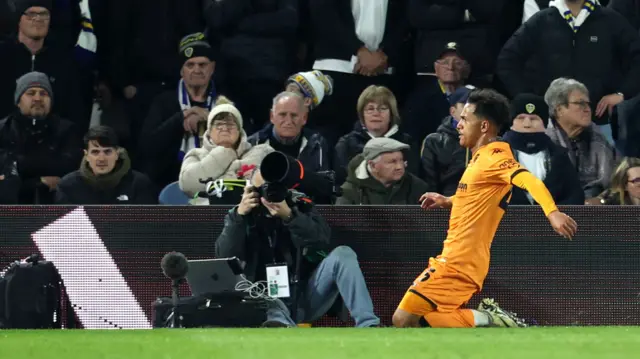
{"left": 544, "top": 78, "right": 589, "bottom": 118}
{"left": 271, "top": 91, "right": 305, "bottom": 112}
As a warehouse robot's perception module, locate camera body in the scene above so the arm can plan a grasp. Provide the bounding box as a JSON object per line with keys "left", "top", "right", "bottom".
{"left": 256, "top": 182, "right": 289, "bottom": 203}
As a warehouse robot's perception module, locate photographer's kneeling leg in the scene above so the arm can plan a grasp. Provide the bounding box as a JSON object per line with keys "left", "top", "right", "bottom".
{"left": 301, "top": 246, "right": 380, "bottom": 327}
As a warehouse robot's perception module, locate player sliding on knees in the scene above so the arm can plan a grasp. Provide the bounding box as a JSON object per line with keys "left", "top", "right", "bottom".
{"left": 393, "top": 89, "right": 577, "bottom": 328}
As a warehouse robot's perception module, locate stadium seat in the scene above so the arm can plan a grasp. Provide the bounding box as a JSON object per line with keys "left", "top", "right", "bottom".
{"left": 158, "top": 182, "right": 191, "bottom": 205}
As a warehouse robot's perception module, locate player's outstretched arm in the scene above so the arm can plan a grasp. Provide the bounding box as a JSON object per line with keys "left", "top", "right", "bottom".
{"left": 420, "top": 192, "right": 453, "bottom": 209}
{"left": 511, "top": 170, "right": 578, "bottom": 240}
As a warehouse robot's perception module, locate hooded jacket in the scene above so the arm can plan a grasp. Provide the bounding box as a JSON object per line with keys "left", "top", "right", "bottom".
{"left": 336, "top": 154, "right": 429, "bottom": 205}
{"left": 55, "top": 149, "right": 157, "bottom": 204}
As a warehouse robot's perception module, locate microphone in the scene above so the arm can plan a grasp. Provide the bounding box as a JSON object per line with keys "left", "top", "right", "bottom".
{"left": 160, "top": 252, "right": 189, "bottom": 328}
{"left": 161, "top": 252, "right": 189, "bottom": 281}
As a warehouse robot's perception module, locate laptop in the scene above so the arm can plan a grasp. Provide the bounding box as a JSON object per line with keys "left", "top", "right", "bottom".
{"left": 185, "top": 257, "right": 245, "bottom": 297}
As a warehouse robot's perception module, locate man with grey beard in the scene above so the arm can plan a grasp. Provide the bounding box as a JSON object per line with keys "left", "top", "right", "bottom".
{"left": 498, "top": 0, "right": 640, "bottom": 145}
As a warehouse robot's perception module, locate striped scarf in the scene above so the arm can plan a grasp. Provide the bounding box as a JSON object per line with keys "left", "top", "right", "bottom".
{"left": 74, "top": 0, "right": 97, "bottom": 65}
{"left": 550, "top": 0, "right": 599, "bottom": 33}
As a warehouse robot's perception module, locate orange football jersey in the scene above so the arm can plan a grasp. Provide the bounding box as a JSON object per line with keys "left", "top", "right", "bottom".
{"left": 437, "top": 141, "right": 537, "bottom": 288}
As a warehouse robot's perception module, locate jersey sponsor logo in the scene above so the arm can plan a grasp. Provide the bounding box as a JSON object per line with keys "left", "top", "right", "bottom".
{"left": 491, "top": 148, "right": 504, "bottom": 155}
{"left": 457, "top": 182, "right": 468, "bottom": 192}
{"left": 499, "top": 159, "right": 518, "bottom": 169}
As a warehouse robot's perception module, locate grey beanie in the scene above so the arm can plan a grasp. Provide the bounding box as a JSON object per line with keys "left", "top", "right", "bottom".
{"left": 15, "top": 72, "right": 53, "bottom": 104}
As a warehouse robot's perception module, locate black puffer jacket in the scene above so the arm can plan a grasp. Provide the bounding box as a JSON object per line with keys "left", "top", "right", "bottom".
{"left": 420, "top": 116, "right": 468, "bottom": 197}
{"left": 409, "top": 0, "right": 505, "bottom": 77}
{"left": 333, "top": 123, "right": 419, "bottom": 186}
{"left": 497, "top": 6, "right": 640, "bottom": 124}
{"left": 0, "top": 113, "right": 82, "bottom": 204}
{"left": 204, "top": 0, "right": 297, "bottom": 83}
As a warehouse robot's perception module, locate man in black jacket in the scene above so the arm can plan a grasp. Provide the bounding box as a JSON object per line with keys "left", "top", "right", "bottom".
{"left": 420, "top": 87, "right": 471, "bottom": 196}
{"left": 0, "top": 0, "right": 86, "bottom": 126}
{"left": 215, "top": 171, "right": 380, "bottom": 327}
{"left": 55, "top": 125, "right": 157, "bottom": 204}
{"left": 498, "top": 0, "right": 640, "bottom": 128}
{"left": 137, "top": 33, "right": 217, "bottom": 191}
{"left": 0, "top": 71, "right": 82, "bottom": 204}
{"left": 307, "top": 0, "right": 410, "bottom": 147}
{"left": 503, "top": 94, "right": 585, "bottom": 205}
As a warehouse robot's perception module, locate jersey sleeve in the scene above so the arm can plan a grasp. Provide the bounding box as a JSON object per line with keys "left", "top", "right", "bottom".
{"left": 486, "top": 149, "right": 558, "bottom": 216}
{"left": 485, "top": 150, "right": 527, "bottom": 185}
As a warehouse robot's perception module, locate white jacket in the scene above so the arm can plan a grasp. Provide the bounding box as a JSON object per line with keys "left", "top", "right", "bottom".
{"left": 179, "top": 129, "right": 274, "bottom": 196}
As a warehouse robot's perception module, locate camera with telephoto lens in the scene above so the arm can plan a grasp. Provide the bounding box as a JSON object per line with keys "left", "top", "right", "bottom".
{"left": 255, "top": 151, "right": 341, "bottom": 204}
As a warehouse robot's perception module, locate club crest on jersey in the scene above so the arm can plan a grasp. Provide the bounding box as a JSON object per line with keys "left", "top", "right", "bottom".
{"left": 525, "top": 103, "right": 535, "bottom": 114}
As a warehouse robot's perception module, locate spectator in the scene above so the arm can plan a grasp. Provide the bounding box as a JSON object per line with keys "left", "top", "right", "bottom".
{"left": 106, "top": 0, "right": 205, "bottom": 151}
{"left": 497, "top": 0, "right": 640, "bottom": 144}
{"left": 203, "top": 0, "right": 298, "bottom": 135}
{"left": 337, "top": 138, "right": 428, "bottom": 205}
{"left": 55, "top": 126, "right": 157, "bottom": 204}
{"left": 137, "top": 33, "right": 217, "bottom": 191}
{"left": 608, "top": 0, "right": 640, "bottom": 29}
{"left": 308, "top": 0, "right": 409, "bottom": 147}
{"left": 0, "top": 72, "right": 81, "bottom": 204}
{"left": 503, "top": 93, "right": 585, "bottom": 205}
{"left": 334, "top": 85, "right": 418, "bottom": 186}
{"left": 544, "top": 78, "right": 616, "bottom": 199}
{"left": 408, "top": 0, "right": 504, "bottom": 84}
{"left": 588, "top": 157, "right": 640, "bottom": 205}
{"left": 0, "top": 0, "right": 87, "bottom": 127}
{"left": 402, "top": 42, "right": 475, "bottom": 145}
{"left": 420, "top": 87, "right": 471, "bottom": 197}
{"left": 178, "top": 96, "right": 273, "bottom": 197}
{"left": 284, "top": 70, "right": 334, "bottom": 112}
{"left": 248, "top": 92, "right": 329, "bottom": 176}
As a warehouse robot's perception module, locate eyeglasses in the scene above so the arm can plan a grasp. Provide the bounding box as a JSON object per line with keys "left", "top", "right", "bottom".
{"left": 364, "top": 106, "right": 389, "bottom": 114}
{"left": 213, "top": 121, "right": 237, "bottom": 130}
{"left": 23, "top": 11, "right": 50, "bottom": 20}
{"left": 568, "top": 100, "right": 591, "bottom": 109}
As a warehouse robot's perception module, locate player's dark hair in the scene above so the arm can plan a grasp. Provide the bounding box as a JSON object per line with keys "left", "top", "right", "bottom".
{"left": 466, "top": 88, "right": 510, "bottom": 133}
{"left": 83, "top": 125, "right": 119, "bottom": 149}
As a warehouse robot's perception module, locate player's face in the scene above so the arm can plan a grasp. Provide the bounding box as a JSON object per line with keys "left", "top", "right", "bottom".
{"left": 511, "top": 114, "right": 546, "bottom": 133}
{"left": 457, "top": 103, "right": 484, "bottom": 148}
{"left": 626, "top": 166, "right": 640, "bottom": 200}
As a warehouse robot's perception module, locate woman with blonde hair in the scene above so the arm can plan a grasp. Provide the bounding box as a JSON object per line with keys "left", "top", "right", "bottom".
{"left": 590, "top": 157, "right": 640, "bottom": 205}
{"left": 178, "top": 96, "right": 273, "bottom": 198}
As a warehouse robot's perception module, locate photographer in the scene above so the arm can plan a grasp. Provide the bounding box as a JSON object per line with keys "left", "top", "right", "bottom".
{"left": 215, "top": 170, "right": 380, "bottom": 328}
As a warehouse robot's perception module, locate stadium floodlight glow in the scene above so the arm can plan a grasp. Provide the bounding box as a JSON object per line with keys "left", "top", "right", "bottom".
{"left": 32, "top": 207, "right": 152, "bottom": 329}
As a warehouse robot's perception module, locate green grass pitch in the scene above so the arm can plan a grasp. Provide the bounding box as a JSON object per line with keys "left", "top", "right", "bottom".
{"left": 2, "top": 327, "right": 640, "bottom": 359}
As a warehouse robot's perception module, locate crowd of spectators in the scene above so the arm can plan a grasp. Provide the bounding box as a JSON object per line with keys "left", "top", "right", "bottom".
{"left": 0, "top": 0, "right": 639, "bottom": 207}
